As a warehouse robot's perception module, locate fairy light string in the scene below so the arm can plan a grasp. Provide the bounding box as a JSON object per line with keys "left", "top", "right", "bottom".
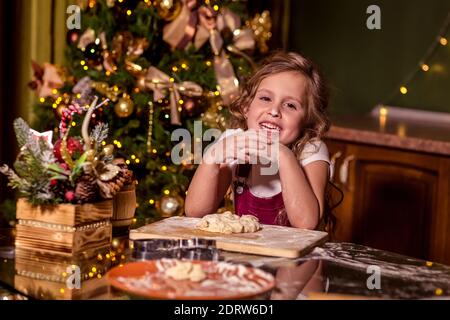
{"left": 382, "top": 11, "right": 450, "bottom": 105}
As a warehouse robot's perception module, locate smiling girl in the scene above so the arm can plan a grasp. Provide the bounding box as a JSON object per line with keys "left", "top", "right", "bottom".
{"left": 185, "top": 51, "right": 331, "bottom": 230}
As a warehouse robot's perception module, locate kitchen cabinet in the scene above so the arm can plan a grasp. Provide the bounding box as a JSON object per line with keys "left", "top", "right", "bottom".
{"left": 324, "top": 116, "right": 450, "bottom": 264}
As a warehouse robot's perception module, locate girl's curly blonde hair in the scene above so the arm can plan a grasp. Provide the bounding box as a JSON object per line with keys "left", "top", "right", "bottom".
{"left": 228, "top": 51, "right": 331, "bottom": 160}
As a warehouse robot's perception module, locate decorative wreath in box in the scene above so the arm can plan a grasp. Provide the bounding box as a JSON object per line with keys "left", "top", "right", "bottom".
{"left": 0, "top": 97, "right": 133, "bottom": 206}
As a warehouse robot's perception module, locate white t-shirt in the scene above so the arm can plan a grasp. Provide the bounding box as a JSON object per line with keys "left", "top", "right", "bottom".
{"left": 217, "top": 129, "right": 331, "bottom": 198}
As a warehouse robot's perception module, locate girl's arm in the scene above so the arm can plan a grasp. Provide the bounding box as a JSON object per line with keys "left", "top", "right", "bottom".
{"left": 278, "top": 145, "right": 329, "bottom": 229}
{"left": 185, "top": 129, "right": 269, "bottom": 218}
{"left": 184, "top": 162, "right": 232, "bottom": 218}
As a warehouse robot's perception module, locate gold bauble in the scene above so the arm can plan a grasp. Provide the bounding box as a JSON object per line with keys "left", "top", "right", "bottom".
{"left": 154, "top": 0, "right": 182, "bottom": 21}
{"left": 102, "top": 144, "right": 114, "bottom": 156}
{"left": 114, "top": 95, "right": 134, "bottom": 118}
{"left": 156, "top": 193, "right": 184, "bottom": 217}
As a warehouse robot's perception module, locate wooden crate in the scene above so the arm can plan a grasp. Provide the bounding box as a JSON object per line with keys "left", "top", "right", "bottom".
{"left": 16, "top": 198, "right": 113, "bottom": 226}
{"left": 15, "top": 221, "right": 112, "bottom": 255}
{"left": 15, "top": 198, "right": 113, "bottom": 255}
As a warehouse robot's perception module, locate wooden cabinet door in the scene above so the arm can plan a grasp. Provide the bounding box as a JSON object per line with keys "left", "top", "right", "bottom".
{"left": 352, "top": 161, "right": 437, "bottom": 259}
{"left": 339, "top": 143, "right": 441, "bottom": 260}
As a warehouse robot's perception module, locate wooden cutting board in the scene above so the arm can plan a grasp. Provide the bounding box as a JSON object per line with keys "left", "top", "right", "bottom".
{"left": 129, "top": 216, "right": 328, "bottom": 258}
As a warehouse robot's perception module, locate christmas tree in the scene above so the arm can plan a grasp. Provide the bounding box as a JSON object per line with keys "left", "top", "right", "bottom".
{"left": 27, "top": 0, "right": 272, "bottom": 224}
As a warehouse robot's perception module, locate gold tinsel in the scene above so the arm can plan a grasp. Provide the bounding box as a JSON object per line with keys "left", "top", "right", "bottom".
{"left": 147, "top": 101, "right": 154, "bottom": 154}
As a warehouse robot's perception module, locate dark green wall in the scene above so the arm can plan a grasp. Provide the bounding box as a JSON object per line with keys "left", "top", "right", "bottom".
{"left": 289, "top": 0, "right": 450, "bottom": 116}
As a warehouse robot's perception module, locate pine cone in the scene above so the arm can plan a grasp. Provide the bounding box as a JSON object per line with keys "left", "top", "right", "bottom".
{"left": 95, "top": 158, "right": 134, "bottom": 199}
{"left": 75, "top": 174, "right": 99, "bottom": 203}
{"left": 97, "top": 175, "right": 126, "bottom": 199}
{"left": 113, "top": 158, "right": 134, "bottom": 185}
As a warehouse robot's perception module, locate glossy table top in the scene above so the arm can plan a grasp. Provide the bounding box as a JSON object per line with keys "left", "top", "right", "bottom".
{"left": 1, "top": 228, "right": 450, "bottom": 300}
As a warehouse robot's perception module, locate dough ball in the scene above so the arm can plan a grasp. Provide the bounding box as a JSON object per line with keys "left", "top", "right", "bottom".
{"left": 164, "top": 261, "right": 206, "bottom": 282}
{"left": 196, "top": 212, "right": 260, "bottom": 234}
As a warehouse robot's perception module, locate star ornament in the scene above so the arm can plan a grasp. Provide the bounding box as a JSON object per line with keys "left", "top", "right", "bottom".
{"left": 29, "top": 129, "right": 54, "bottom": 149}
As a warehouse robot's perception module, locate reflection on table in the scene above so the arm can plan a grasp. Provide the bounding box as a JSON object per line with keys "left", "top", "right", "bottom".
{"left": 1, "top": 232, "right": 450, "bottom": 300}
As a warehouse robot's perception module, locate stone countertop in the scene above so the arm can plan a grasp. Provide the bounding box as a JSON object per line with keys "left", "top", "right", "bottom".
{"left": 1, "top": 231, "right": 450, "bottom": 300}
{"left": 325, "top": 115, "right": 450, "bottom": 156}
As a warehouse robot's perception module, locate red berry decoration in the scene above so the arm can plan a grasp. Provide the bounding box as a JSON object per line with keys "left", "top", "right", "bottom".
{"left": 53, "top": 137, "right": 85, "bottom": 163}
{"left": 65, "top": 190, "right": 75, "bottom": 202}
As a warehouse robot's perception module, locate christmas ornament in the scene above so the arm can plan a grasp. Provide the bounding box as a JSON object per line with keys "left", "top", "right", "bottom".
{"left": 78, "top": 28, "right": 96, "bottom": 51}
{"left": 136, "top": 75, "right": 147, "bottom": 91}
{"left": 28, "top": 129, "right": 54, "bottom": 149}
{"left": 183, "top": 96, "right": 207, "bottom": 117}
{"left": 154, "top": 0, "right": 182, "bottom": 21}
{"left": 53, "top": 137, "right": 84, "bottom": 163}
{"left": 246, "top": 10, "right": 272, "bottom": 53}
{"left": 126, "top": 38, "right": 150, "bottom": 60}
{"left": 147, "top": 101, "right": 154, "bottom": 154}
{"left": 79, "top": 97, "right": 129, "bottom": 199}
{"left": 143, "top": 66, "right": 203, "bottom": 125}
{"left": 28, "top": 61, "right": 64, "bottom": 98}
{"left": 72, "top": 77, "right": 94, "bottom": 106}
{"left": 55, "top": 104, "right": 68, "bottom": 119}
{"left": 91, "top": 81, "right": 122, "bottom": 102}
{"left": 102, "top": 50, "right": 118, "bottom": 73}
{"left": 65, "top": 190, "right": 76, "bottom": 202}
{"left": 156, "top": 193, "right": 184, "bottom": 217}
{"left": 59, "top": 103, "right": 84, "bottom": 137}
{"left": 85, "top": 42, "right": 103, "bottom": 66}
{"left": 114, "top": 94, "right": 134, "bottom": 118}
{"left": 67, "top": 29, "right": 80, "bottom": 45}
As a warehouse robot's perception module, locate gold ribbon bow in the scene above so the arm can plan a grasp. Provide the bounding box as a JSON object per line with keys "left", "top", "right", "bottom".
{"left": 197, "top": 7, "right": 255, "bottom": 105}
{"left": 28, "top": 61, "right": 65, "bottom": 98}
{"left": 144, "top": 67, "right": 203, "bottom": 125}
{"left": 162, "top": 4, "right": 257, "bottom": 105}
{"left": 104, "top": 32, "right": 149, "bottom": 74}
{"left": 163, "top": 0, "right": 199, "bottom": 50}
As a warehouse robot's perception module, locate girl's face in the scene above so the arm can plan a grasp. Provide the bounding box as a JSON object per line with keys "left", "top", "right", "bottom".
{"left": 245, "top": 71, "right": 307, "bottom": 145}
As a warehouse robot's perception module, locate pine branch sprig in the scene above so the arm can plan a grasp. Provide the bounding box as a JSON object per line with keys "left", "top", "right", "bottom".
{"left": 13, "top": 118, "right": 31, "bottom": 149}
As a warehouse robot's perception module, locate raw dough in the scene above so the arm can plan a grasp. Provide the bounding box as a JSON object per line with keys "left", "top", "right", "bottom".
{"left": 196, "top": 211, "right": 261, "bottom": 234}
{"left": 164, "top": 260, "right": 206, "bottom": 282}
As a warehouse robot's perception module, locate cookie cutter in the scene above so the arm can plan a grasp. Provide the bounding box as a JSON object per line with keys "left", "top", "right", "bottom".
{"left": 132, "top": 238, "right": 219, "bottom": 261}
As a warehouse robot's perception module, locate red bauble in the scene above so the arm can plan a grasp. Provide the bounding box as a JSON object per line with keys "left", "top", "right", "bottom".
{"left": 53, "top": 137, "right": 84, "bottom": 163}
{"left": 66, "top": 29, "right": 80, "bottom": 45}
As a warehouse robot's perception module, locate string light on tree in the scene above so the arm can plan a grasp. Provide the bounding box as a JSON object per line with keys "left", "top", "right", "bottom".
{"left": 400, "top": 86, "right": 408, "bottom": 95}
{"left": 382, "top": 11, "right": 450, "bottom": 104}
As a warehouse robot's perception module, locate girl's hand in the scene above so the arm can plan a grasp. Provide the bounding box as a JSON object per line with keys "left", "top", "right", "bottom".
{"left": 203, "top": 129, "right": 273, "bottom": 165}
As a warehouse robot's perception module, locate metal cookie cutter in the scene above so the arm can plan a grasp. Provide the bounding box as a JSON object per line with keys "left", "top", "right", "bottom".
{"left": 132, "top": 238, "right": 219, "bottom": 261}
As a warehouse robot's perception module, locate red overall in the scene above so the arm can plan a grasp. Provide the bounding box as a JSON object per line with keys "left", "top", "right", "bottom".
{"left": 233, "top": 165, "right": 291, "bottom": 226}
